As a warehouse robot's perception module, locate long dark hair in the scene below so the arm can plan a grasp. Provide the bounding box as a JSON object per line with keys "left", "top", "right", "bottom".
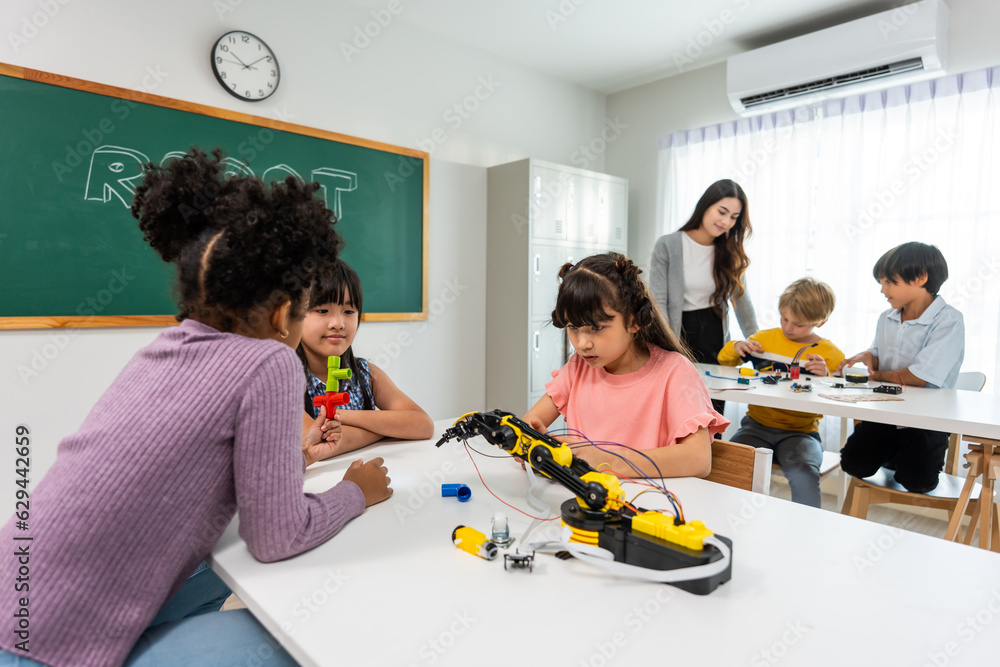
{"left": 296, "top": 260, "right": 374, "bottom": 411}
{"left": 551, "top": 252, "right": 692, "bottom": 360}
{"left": 131, "top": 147, "right": 339, "bottom": 332}
{"left": 679, "top": 179, "right": 752, "bottom": 316}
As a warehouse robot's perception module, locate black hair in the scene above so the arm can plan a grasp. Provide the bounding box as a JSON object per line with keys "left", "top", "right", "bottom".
{"left": 131, "top": 147, "right": 339, "bottom": 331}
{"left": 296, "top": 260, "right": 374, "bottom": 411}
{"left": 678, "top": 179, "right": 752, "bottom": 315}
{"left": 551, "top": 252, "right": 692, "bottom": 360}
{"left": 873, "top": 242, "right": 949, "bottom": 295}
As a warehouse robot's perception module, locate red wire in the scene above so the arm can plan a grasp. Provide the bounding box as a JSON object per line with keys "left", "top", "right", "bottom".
{"left": 463, "top": 443, "right": 559, "bottom": 522}
{"left": 889, "top": 372, "right": 906, "bottom": 392}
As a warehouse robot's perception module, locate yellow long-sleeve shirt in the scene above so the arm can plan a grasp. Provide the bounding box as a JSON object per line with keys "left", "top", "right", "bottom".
{"left": 718, "top": 328, "right": 845, "bottom": 433}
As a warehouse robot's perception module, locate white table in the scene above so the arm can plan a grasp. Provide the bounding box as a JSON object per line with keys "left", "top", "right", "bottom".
{"left": 700, "top": 364, "right": 1000, "bottom": 440}
{"left": 210, "top": 419, "right": 1000, "bottom": 666}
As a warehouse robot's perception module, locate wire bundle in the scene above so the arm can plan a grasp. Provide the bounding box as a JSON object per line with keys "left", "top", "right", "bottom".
{"left": 461, "top": 426, "right": 685, "bottom": 524}
{"left": 553, "top": 427, "right": 685, "bottom": 523}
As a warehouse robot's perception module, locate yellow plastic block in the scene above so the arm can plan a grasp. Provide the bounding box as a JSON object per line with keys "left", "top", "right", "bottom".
{"left": 739, "top": 367, "right": 756, "bottom": 376}
{"left": 452, "top": 525, "right": 498, "bottom": 560}
{"left": 631, "top": 512, "right": 713, "bottom": 551}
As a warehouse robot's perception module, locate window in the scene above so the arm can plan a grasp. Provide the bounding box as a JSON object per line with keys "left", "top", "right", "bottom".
{"left": 658, "top": 66, "right": 1000, "bottom": 392}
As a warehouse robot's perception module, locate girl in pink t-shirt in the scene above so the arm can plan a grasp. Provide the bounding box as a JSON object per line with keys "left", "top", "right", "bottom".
{"left": 524, "top": 252, "right": 728, "bottom": 478}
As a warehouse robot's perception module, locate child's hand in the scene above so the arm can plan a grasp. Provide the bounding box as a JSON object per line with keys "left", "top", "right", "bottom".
{"left": 573, "top": 444, "right": 615, "bottom": 472}
{"left": 514, "top": 416, "right": 547, "bottom": 469}
{"left": 837, "top": 352, "right": 873, "bottom": 376}
{"left": 343, "top": 457, "right": 393, "bottom": 507}
{"left": 525, "top": 416, "right": 548, "bottom": 433}
{"left": 803, "top": 353, "right": 828, "bottom": 376}
{"left": 321, "top": 414, "right": 342, "bottom": 444}
{"left": 525, "top": 416, "right": 572, "bottom": 443}
{"left": 303, "top": 407, "right": 340, "bottom": 466}
{"left": 734, "top": 340, "right": 763, "bottom": 357}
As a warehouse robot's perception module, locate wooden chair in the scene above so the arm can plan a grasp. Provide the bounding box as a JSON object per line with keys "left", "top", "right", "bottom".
{"left": 945, "top": 437, "right": 1000, "bottom": 551}
{"left": 705, "top": 439, "right": 772, "bottom": 494}
{"left": 840, "top": 372, "right": 988, "bottom": 535}
{"left": 841, "top": 467, "right": 981, "bottom": 526}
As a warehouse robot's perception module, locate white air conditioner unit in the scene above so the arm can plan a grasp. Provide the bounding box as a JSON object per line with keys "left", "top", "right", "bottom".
{"left": 726, "top": 0, "right": 948, "bottom": 116}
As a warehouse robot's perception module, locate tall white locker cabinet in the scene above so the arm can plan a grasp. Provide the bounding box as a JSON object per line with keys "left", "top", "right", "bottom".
{"left": 485, "top": 159, "right": 628, "bottom": 415}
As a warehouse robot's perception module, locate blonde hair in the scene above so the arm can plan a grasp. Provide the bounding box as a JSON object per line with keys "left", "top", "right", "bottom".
{"left": 778, "top": 278, "right": 836, "bottom": 324}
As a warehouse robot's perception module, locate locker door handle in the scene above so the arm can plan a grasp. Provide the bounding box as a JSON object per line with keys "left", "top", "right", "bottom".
{"left": 533, "top": 331, "right": 540, "bottom": 352}
{"left": 533, "top": 254, "right": 540, "bottom": 274}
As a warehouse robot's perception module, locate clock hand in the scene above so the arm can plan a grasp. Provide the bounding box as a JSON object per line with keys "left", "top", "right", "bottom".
{"left": 229, "top": 52, "right": 251, "bottom": 68}
{"left": 243, "top": 55, "right": 270, "bottom": 70}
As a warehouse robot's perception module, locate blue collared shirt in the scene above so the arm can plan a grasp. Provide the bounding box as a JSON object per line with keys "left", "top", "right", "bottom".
{"left": 869, "top": 295, "right": 964, "bottom": 388}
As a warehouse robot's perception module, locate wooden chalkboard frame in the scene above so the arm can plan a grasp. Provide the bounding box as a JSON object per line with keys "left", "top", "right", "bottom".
{"left": 0, "top": 63, "right": 429, "bottom": 329}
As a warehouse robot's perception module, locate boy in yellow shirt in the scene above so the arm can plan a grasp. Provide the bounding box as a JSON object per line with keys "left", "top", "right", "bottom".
{"left": 718, "top": 278, "right": 845, "bottom": 507}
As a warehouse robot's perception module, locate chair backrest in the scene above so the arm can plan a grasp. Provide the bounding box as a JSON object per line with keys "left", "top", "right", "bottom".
{"left": 955, "top": 371, "right": 986, "bottom": 392}
{"left": 705, "top": 439, "right": 772, "bottom": 494}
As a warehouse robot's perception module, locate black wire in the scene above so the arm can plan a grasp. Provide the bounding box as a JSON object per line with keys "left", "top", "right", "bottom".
{"left": 463, "top": 440, "right": 510, "bottom": 459}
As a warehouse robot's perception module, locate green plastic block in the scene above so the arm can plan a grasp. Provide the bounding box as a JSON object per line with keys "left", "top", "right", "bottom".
{"left": 326, "top": 356, "right": 353, "bottom": 387}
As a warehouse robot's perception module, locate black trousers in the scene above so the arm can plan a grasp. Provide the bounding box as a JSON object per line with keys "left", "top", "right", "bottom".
{"left": 681, "top": 307, "right": 726, "bottom": 419}
{"left": 839, "top": 421, "right": 949, "bottom": 493}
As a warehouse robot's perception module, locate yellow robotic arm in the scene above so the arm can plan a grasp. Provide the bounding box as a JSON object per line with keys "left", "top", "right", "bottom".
{"left": 436, "top": 410, "right": 733, "bottom": 595}
{"left": 438, "top": 410, "right": 625, "bottom": 513}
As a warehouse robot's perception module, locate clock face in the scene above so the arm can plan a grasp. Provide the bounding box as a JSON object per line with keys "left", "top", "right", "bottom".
{"left": 211, "top": 31, "right": 279, "bottom": 102}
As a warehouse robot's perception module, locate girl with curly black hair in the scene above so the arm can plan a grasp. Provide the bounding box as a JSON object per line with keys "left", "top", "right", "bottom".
{"left": 0, "top": 148, "right": 391, "bottom": 667}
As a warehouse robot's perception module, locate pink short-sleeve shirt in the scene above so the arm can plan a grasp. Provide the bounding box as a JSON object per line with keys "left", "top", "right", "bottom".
{"left": 546, "top": 345, "right": 728, "bottom": 449}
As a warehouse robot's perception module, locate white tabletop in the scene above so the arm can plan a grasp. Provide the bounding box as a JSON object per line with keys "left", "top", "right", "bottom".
{"left": 700, "top": 364, "right": 1000, "bottom": 440}
{"left": 211, "top": 419, "right": 1000, "bottom": 666}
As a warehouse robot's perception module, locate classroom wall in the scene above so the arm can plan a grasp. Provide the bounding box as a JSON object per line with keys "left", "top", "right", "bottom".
{"left": 606, "top": 0, "right": 1000, "bottom": 269}
{"left": 0, "top": 0, "right": 607, "bottom": 482}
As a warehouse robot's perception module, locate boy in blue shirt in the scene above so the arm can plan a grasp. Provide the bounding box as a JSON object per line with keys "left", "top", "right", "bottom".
{"left": 838, "top": 242, "right": 965, "bottom": 493}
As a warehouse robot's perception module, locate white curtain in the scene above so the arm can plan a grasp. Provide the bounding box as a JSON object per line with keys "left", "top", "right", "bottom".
{"left": 657, "top": 66, "right": 1000, "bottom": 398}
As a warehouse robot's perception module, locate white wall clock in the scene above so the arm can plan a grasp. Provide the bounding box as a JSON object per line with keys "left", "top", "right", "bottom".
{"left": 211, "top": 30, "right": 280, "bottom": 102}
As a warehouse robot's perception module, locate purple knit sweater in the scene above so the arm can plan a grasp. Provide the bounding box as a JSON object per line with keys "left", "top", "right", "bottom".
{"left": 0, "top": 319, "right": 365, "bottom": 666}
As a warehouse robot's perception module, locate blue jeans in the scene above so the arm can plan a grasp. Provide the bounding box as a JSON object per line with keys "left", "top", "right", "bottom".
{"left": 730, "top": 415, "right": 824, "bottom": 508}
{"left": 147, "top": 561, "right": 232, "bottom": 627}
{"left": 0, "top": 563, "right": 298, "bottom": 666}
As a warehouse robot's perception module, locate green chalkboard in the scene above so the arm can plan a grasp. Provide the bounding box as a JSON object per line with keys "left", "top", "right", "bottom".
{"left": 0, "top": 64, "right": 428, "bottom": 328}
